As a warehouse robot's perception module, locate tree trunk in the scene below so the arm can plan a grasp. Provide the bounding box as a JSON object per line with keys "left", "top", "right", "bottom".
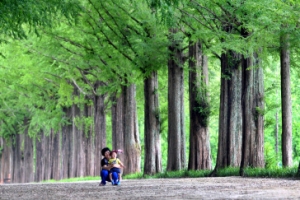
{"left": 188, "top": 41, "right": 211, "bottom": 170}
{"left": 215, "top": 51, "right": 243, "bottom": 170}
{"left": 280, "top": 34, "right": 293, "bottom": 167}
{"left": 144, "top": 71, "right": 162, "bottom": 175}
{"left": 240, "top": 54, "right": 264, "bottom": 174}
{"left": 60, "top": 107, "right": 73, "bottom": 179}
{"left": 23, "top": 127, "right": 34, "bottom": 183}
{"left": 0, "top": 137, "right": 13, "bottom": 183}
{"left": 167, "top": 28, "right": 186, "bottom": 171}
{"left": 275, "top": 110, "right": 279, "bottom": 163}
{"left": 13, "top": 134, "right": 26, "bottom": 183}
{"left": 123, "top": 84, "right": 141, "bottom": 174}
{"left": 70, "top": 103, "right": 79, "bottom": 178}
{"left": 112, "top": 91, "right": 125, "bottom": 168}
{"left": 93, "top": 82, "right": 107, "bottom": 175}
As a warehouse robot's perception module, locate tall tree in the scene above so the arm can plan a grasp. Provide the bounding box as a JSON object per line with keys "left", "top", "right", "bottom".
{"left": 240, "top": 53, "right": 265, "bottom": 174}
{"left": 188, "top": 41, "right": 211, "bottom": 170}
{"left": 216, "top": 50, "right": 243, "bottom": 169}
{"left": 167, "top": 28, "right": 186, "bottom": 171}
{"left": 280, "top": 33, "right": 293, "bottom": 167}
{"left": 123, "top": 84, "right": 141, "bottom": 174}
{"left": 111, "top": 92, "right": 125, "bottom": 165}
{"left": 144, "top": 71, "right": 162, "bottom": 174}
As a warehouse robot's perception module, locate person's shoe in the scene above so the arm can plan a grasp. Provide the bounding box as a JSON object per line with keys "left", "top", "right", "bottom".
{"left": 116, "top": 181, "right": 120, "bottom": 186}
{"left": 99, "top": 182, "right": 105, "bottom": 186}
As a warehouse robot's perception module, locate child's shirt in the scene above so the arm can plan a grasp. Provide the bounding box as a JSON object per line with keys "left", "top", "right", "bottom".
{"left": 108, "top": 158, "right": 121, "bottom": 165}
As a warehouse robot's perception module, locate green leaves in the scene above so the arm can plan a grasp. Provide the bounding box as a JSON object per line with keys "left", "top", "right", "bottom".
{"left": 0, "top": 0, "right": 80, "bottom": 40}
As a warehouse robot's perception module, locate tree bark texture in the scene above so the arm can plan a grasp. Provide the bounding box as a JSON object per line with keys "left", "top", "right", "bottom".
{"left": 61, "top": 106, "right": 73, "bottom": 180}
{"left": 111, "top": 91, "right": 125, "bottom": 169}
{"left": 93, "top": 87, "right": 106, "bottom": 176}
{"left": 144, "top": 71, "right": 162, "bottom": 175}
{"left": 188, "top": 41, "right": 212, "bottom": 170}
{"left": 280, "top": 34, "right": 293, "bottom": 167}
{"left": 275, "top": 110, "right": 279, "bottom": 163}
{"left": 0, "top": 137, "right": 13, "bottom": 183}
{"left": 0, "top": 138, "right": 9, "bottom": 183}
{"left": 240, "top": 55, "right": 264, "bottom": 171}
{"left": 123, "top": 84, "right": 141, "bottom": 174}
{"left": 216, "top": 51, "right": 243, "bottom": 169}
{"left": 167, "top": 28, "right": 186, "bottom": 171}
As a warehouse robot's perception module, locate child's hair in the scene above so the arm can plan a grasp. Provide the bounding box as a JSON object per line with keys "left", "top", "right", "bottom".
{"left": 110, "top": 150, "right": 118, "bottom": 156}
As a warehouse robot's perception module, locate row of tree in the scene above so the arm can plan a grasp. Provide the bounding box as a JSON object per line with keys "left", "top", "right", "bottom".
{"left": 1, "top": 0, "right": 300, "bottom": 183}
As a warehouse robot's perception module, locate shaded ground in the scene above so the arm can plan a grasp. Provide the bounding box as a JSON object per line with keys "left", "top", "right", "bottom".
{"left": 1, "top": 177, "right": 300, "bottom": 199}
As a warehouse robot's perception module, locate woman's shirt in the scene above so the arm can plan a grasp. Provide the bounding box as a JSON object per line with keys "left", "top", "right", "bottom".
{"left": 101, "top": 158, "right": 109, "bottom": 170}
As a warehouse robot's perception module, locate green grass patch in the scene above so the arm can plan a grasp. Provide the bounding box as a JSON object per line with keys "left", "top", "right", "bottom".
{"left": 42, "top": 176, "right": 99, "bottom": 183}
{"left": 42, "top": 166, "right": 299, "bottom": 183}
{"left": 123, "top": 169, "right": 211, "bottom": 179}
{"left": 215, "top": 167, "right": 240, "bottom": 177}
{"left": 243, "top": 167, "right": 299, "bottom": 178}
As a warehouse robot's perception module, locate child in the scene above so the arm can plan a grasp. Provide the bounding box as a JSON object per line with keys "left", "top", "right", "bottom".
{"left": 108, "top": 150, "right": 124, "bottom": 185}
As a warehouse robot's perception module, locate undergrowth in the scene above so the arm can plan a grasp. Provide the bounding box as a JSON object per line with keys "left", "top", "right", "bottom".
{"left": 42, "top": 167, "right": 299, "bottom": 183}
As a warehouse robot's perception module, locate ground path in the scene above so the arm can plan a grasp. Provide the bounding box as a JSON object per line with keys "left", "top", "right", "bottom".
{"left": 1, "top": 177, "right": 299, "bottom": 199}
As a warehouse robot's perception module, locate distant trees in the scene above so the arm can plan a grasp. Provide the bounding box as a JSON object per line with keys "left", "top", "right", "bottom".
{"left": 1, "top": 0, "right": 300, "bottom": 183}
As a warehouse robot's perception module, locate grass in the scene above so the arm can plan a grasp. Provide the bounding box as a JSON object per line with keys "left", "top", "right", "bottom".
{"left": 42, "top": 176, "right": 100, "bottom": 183}
{"left": 124, "top": 167, "right": 299, "bottom": 179}
{"left": 243, "top": 167, "right": 299, "bottom": 178}
{"left": 42, "top": 167, "right": 299, "bottom": 183}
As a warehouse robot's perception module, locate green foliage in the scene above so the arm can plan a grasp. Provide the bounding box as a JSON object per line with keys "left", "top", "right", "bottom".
{"left": 123, "top": 169, "right": 211, "bottom": 179}
{"left": 193, "top": 99, "right": 210, "bottom": 127}
{"left": 1, "top": 0, "right": 300, "bottom": 177}
{"left": 264, "top": 142, "right": 279, "bottom": 169}
{"left": 214, "top": 167, "right": 240, "bottom": 177}
{"left": 243, "top": 167, "right": 299, "bottom": 178}
{"left": 0, "top": 0, "right": 80, "bottom": 40}
{"left": 42, "top": 176, "right": 99, "bottom": 183}
{"left": 74, "top": 116, "right": 94, "bottom": 137}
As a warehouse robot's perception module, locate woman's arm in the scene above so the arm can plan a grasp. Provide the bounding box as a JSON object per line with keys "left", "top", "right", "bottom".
{"left": 101, "top": 164, "right": 111, "bottom": 170}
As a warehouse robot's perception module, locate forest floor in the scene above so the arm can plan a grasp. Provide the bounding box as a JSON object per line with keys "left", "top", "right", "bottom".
{"left": 1, "top": 177, "right": 300, "bottom": 199}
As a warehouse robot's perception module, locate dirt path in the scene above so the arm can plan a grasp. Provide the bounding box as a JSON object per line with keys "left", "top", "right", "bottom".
{"left": 1, "top": 177, "right": 299, "bottom": 199}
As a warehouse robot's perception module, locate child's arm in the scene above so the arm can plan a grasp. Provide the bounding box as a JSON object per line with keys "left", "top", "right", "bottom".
{"left": 119, "top": 160, "right": 125, "bottom": 168}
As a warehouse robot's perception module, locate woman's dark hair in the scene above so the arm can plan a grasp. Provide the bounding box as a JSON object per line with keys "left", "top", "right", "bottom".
{"left": 101, "top": 147, "right": 110, "bottom": 156}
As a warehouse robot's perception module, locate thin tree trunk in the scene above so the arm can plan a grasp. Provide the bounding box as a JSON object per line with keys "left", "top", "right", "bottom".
{"left": 86, "top": 104, "right": 94, "bottom": 176}
{"left": 61, "top": 107, "right": 72, "bottom": 179}
{"left": 94, "top": 83, "right": 107, "bottom": 176}
{"left": 112, "top": 91, "right": 125, "bottom": 168}
{"left": 280, "top": 34, "right": 293, "bottom": 167}
{"left": 23, "top": 128, "right": 34, "bottom": 183}
{"left": 45, "top": 132, "right": 52, "bottom": 181}
{"left": 70, "top": 103, "right": 78, "bottom": 178}
{"left": 275, "top": 110, "right": 279, "bottom": 163}
{"left": 12, "top": 134, "right": 22, "bottom": 183}
{"left": 188, "top": 41, "right": 211, "bottom": 170}
{"left": 144, "top": 71, "right": 161, "bottom": 175}
{"left": 167, "top": 28, "right": 186, "bottom": 171}
{"left": 0, "top": 138, "right": 12, "bottom": 183}
{"left": 34, "top": 133, "right": 43, "bottom": 182}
